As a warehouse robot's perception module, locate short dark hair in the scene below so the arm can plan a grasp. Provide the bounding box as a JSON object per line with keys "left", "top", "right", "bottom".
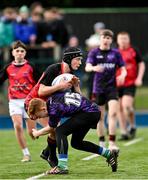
{"left": 12, "top": 40, "right": 27, "bottom": 50}
{"left": 100, "top": 29, "right": 114, "bottom": 38}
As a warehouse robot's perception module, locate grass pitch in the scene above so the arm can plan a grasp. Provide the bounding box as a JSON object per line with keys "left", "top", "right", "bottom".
{"left": 0, "top": 128, "right": 148, "bottom": 179}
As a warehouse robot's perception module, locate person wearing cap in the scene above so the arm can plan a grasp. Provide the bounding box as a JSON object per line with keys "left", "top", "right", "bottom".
{"left": 85, "top": 29, "right": 127, "bottom": 152}
{"left": 24, "top": 47, "right": 83, "bottom": 167}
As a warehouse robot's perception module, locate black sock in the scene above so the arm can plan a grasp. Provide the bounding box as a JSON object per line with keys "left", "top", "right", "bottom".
{"left": 42, "top": 145, "right": 50, "bottom": 157}
{"left": 99, "top": 136, "right": 105, "bottom": 141}
{"left": 47, "top": 137, "right": 57, "bottom": 160}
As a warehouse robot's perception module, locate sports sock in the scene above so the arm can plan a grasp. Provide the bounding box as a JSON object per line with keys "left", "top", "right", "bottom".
{"left": 22, "top": 148, "right": 30, "bottom": 156}
{"left": 130, "top": 126, "right": 136, "bottom": 129}
{"left": 99, "top": 136, "right": 105, "bottom": 141}
{"left": 109, "top": 135, "right": 116, "bottom": 141}
{"left": 99, "top": 136, "right": 106, "bottom": 147}
{"left": 58, "top": 154, "right": 68, "bottom": 170}
{"left": 121, "top": 129, "right": 127, "bottom": 135}
{"left": 98, "top": 146, "right": 110, "bottom": 159}
{"left": 47, "top": 137, "right": 57, "bottom": 160}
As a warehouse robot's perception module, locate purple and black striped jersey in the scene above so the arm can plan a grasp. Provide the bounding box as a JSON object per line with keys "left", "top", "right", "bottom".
{"left": 47, "top": 92, "right": 99, "bottom": 127}
{"left": 86, "top": 48, "right": 125, "bottom": 93}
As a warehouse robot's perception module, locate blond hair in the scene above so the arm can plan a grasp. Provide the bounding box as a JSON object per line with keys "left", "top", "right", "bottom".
{"left": 28, "top": 98, "right": 45, "bottom": 117}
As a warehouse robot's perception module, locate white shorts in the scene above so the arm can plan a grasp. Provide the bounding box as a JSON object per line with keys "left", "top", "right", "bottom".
{"left": 9, "top": 99, "right": 29, "bottom": 119}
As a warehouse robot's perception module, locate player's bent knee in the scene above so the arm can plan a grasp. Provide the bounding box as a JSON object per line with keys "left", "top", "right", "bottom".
{"left": 108, "top": 111, "right": 117, "bottom": 118}
{"left": 123, "top": 105, "right": 134, "bottom": 115}
{"left": 71, "top": 139, "right": 81, "bottom": 150}
{"left": 13, "top": 123, "right": 22, "bottom": 131}
{"left": 127, "top": 106, "right": 134, "bottom": 112}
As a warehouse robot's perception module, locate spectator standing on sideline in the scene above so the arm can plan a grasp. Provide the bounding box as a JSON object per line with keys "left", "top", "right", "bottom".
{"left": 85, "top": 22, "right": 105, "bottom": 50}
{"left": 13, "top": 5, "right": 37, "bottom": 45}
{"left": 0, "top": 7, "right": 17, "bottom": 48}
{"left": 85, "top": 22, "right": 105, "bottom": 99}
{"left": 38, "top": 7, "right": 69, "bottom": 49}
{"left": 68, "top": 35, "right": 79, "bottom": 47}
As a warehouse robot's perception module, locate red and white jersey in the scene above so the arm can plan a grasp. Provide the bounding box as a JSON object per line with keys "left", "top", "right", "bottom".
{"left": 116, "top": 46, "right": 143, "bottom": 87}
{"left": 0, "top": 60, "right": 38, "bottom": 100}
{"left": 25, "top": 73, "right": 46, "bottom": 110}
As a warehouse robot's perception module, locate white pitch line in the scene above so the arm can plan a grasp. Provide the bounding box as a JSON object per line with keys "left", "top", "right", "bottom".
{"left": 124, "top": 137, "right": 143, "bottom": 146}
{"left": 82, "top": 154, "right": 99, "bottom": 160}
{"left": 26, "top": 173, "right": 46, "bottom": 180}
{"left": 82, "top": 137, "right": 143, "bottom": 161}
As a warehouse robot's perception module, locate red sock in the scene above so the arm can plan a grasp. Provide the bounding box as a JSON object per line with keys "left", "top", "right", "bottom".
{"left": 109, "top": 135, "right": 116, "bottom": 141}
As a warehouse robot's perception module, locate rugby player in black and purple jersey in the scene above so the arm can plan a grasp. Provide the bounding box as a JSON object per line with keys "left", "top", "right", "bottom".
{"left": 28, "top": 91, "right": 118, "bottom": 174}
{"left": 85, "top": 29, "right": 127, "bottom": 151}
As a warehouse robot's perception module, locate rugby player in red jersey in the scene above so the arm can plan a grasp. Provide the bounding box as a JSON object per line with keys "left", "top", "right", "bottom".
{"left": 116, "top": 31, "right": 145, "bottom": 140}
{"left": 0, "top": 41, "right": 43, "bottom": 162}
{"left": 25, "top": 47, "right": 83, "bottom": 167}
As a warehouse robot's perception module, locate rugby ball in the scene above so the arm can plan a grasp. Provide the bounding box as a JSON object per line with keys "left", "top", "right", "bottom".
{"left": 51, "top": 73, "right": 74, "bottom": 86}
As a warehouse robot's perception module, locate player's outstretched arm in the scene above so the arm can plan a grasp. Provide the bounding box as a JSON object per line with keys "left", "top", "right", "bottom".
{"left": 85, "top": 63, "right": 104, "bottom": 72}
{"left": 32, "top": 126, "right": 55, "bottom": 139}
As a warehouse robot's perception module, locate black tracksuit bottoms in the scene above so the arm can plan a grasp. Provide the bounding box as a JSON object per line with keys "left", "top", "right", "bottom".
{"left": 55, "top": 111, "right": 101, "bottom": 155}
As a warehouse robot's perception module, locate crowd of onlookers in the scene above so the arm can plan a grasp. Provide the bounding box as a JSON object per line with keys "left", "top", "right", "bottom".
{"left": 0, "top": 2, "right": 69, "bottom": 49}
{"left": 0, "top": 2, "right": 108, "bottom": 52}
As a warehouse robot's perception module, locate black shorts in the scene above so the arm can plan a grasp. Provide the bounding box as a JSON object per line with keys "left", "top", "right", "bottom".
{"left": 60, "top": 111, "right": 101, "bottom": 131}
{"left": 92, "top": 90, "right": 118, "bottom": 106}
{"left": 118, "top": 85, "right": 136, "bottom": 98}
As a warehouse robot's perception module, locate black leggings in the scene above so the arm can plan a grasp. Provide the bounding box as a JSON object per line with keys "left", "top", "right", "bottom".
{"left": 56, "top": 112, "right": 101, "bottom": 155}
